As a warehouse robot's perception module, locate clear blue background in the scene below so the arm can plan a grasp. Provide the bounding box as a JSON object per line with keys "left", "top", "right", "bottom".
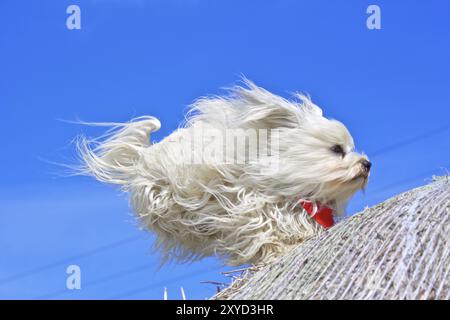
{"left": 0, "top": 0, "right": 449, "bottom": 299}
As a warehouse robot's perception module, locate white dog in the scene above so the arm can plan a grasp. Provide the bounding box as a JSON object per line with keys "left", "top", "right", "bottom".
{"left": 77, "top": 80, "right": 370, "bottom": 266}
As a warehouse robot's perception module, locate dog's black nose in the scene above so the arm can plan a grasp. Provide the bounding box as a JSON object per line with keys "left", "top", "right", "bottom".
{"left": 361, "top": 160, "right": 372, "bottom": 171}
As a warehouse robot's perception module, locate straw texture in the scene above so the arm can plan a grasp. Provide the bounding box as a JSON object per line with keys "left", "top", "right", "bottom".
{"left": 214, "top": 176, "right": 450, "bottom": 300}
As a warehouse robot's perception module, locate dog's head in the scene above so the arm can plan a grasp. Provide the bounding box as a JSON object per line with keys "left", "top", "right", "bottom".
{"left": 277, "top": 100, "right": 371, "bottom": 204}
{"left": 189, "top": 80, "right": 370, "bottom": 210}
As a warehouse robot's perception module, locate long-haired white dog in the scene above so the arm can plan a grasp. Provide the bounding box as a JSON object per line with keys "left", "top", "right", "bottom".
{"left": 77, "top": 80, "right": 370, "bottom": 266}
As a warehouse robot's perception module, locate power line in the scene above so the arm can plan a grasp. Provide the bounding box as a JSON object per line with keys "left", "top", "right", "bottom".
{"left": 37, "top": 164, "right": 448, "bottom": 299}
{"left": 3, "top": 123, "right": 449, "bottom": 290}
{"left": 0, "top": 235, "right": 142, "bottom": 286}
{"left": 37, "top": 261, "right": 225, "bottom": 300}
{"left": 36, "top": 263, "right": 153, "bottom": 299}
{"left": 369, "top": 166, "right": 449, "bottom": 196}
{"left": 369, "top": 123, "right": 450, "bottom": 157}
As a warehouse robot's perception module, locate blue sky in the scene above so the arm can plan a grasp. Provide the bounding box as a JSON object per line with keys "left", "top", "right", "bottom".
{"left": 0, "top": 0, "right": 449, "bottom": 299}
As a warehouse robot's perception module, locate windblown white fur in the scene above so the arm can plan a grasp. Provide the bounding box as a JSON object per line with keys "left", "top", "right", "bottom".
{"left": 77, "top": 80, "right": 370, "bottom": 266}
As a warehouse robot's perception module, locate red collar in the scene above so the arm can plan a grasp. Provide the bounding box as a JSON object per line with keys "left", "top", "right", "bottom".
{"left": 299, "top": 200, "right": 334, "bottom": 229}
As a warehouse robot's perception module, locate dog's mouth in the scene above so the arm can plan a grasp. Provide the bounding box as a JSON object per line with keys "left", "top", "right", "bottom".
{"left": 348, "top": 160, "right": 371, "bottom": 184}
{"left": 351, "top": 174, "right": 369, "bottom": 190}
{"left": 348, "top": 170, "right": 369, "bottom": 189}
{"left": 353, "top": 172, "right": 369, "bottom": 180}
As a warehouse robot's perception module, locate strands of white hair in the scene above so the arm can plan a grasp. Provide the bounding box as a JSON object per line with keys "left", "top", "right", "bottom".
{"left": 76, "top": 79, "right": 368, "bottom": 266}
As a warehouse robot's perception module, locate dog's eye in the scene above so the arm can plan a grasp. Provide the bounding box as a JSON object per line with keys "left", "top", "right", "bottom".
{"left": 330, "top": 144, "right": 345, "bottom": 156}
